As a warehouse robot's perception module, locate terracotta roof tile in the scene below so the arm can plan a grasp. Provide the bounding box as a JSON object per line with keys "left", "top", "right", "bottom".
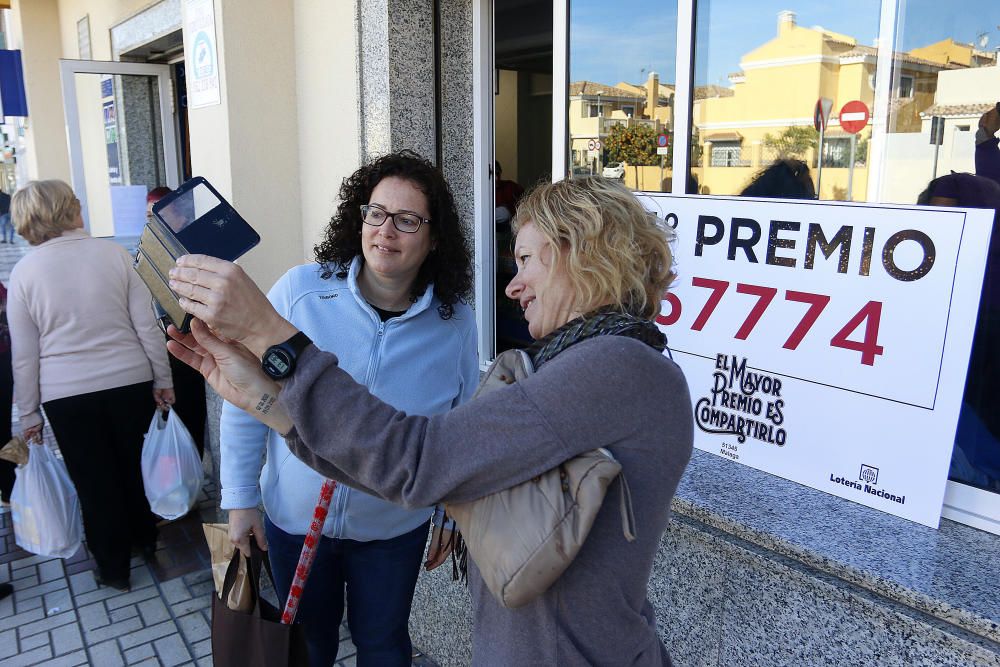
{"left": 920, "top": 103, "right": 993, "bottom": 117}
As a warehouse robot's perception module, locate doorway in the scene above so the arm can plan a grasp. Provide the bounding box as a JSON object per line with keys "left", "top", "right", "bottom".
{"left": 59, "top": 60, "right": 180, "bottom": 238}
{"left": 493, "top": 0, "right": 553, "bottom": 353}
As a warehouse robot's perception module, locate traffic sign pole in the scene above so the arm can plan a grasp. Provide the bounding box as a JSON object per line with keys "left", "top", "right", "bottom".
{"left": 817, "top": 125, "right": 825, "bottom": 199}
{"left": 814, "top": 98, "right": 833, "bottom": 200}
{"left": 847, "top": 133, "right": 857, "bottom": 201}
{"left": 837, "top": 101, "right": 869, "bottom": 202}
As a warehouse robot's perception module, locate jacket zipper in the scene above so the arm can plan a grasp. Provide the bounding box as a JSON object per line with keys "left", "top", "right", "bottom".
{"left": 334, "top": 318, "right": 388, "bottom": 537}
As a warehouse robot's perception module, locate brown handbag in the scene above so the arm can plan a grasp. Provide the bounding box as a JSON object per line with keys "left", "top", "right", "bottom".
{"left": 444, "top": 349, "right": 637, "bottom": 609}
{"left": 210, "top": 541, "right": 309, "bottom": 667}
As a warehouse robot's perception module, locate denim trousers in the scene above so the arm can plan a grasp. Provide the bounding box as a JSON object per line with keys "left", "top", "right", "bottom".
{"left": 264, "top": 515, "right": 429, "bottom": 667}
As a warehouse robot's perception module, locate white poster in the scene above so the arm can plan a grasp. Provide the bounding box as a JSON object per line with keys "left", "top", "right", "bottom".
{"left": 637, "top": 194, "right": 993, "bottom": 527}
{"left": 183, "top": 0, "right": 221, "bottom": 109}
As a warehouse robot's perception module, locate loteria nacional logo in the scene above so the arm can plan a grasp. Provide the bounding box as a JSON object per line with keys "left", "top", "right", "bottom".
{"left": 859, "top": 464, "right": 879, "bottom": 485}
{"left": 695, "top": 353, "right": 787, "bottom": 447}
{"left": 829, "top": 463, "right": 906, "bottom": 505}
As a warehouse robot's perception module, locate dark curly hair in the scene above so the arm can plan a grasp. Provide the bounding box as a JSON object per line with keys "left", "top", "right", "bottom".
{"left": 740, "top": 159, "right": 816, "bottom": 200}
{"left": 314, "top": 150, "right": 473, "bottom": 319}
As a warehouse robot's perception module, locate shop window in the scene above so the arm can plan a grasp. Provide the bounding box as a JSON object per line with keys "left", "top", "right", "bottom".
{"left": 568, "top": 0, "right": 678, "bottom": 192}
{"left": 689, "top": 3, "right": 881, "bottom": 198}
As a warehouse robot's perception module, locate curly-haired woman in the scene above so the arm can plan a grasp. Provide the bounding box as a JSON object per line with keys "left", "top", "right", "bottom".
{"left": 221, "top": 150, "right": 478, "bottom": 666}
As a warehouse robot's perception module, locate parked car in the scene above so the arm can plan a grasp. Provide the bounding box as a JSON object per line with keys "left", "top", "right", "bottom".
{"left": 602, "top": 162, "right": 625, "bottom": 179}
{"left": 571, "top": 165, "right": 593, "bottom": 177}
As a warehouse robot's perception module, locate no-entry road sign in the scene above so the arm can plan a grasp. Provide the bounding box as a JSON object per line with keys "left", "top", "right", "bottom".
{"left": 839, "top": 100, "right": 870, "bottom": 134}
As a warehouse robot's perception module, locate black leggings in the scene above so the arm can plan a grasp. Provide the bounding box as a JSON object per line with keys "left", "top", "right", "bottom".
{"left": 0, "top": 349, "right": 12, "bottom": 500}
{"left": 44, "top": 381, "right": 158, "bottom": 580}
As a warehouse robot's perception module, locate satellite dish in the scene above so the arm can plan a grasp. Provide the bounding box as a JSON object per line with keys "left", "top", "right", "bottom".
{"left": 978, "top": 31, "right": 990, "bottom": 48}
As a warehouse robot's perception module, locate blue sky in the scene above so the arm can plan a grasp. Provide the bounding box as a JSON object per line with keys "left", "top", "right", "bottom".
{"left": 570, "top": 0, "right": 1000, "bottom": 89}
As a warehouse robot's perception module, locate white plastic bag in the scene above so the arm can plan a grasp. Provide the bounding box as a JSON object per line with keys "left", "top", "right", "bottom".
{"left": 141, "top": 409, "right": 203, "bottom": 520}
{"left": 10, "top": 442, "right": 84, "bottom": 558}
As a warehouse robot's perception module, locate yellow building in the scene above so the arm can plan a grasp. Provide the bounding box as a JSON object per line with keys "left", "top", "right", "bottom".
{"left": 693, "top": 10, "right": 965, "bottom": 200}
{"left": 909, "top": 38, "right": 997, "bottom": 68}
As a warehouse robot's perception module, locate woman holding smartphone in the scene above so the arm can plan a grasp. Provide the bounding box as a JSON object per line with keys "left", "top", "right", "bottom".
{"left": 220, "top": 150, "right": 478, "bottom": 666}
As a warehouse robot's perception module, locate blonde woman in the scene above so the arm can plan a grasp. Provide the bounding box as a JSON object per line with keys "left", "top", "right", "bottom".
{"left": 8, "top": 180, "right": 173, "bottom": 592}
{"left": 168, "top": 176, "right": 694, "bottom": 666}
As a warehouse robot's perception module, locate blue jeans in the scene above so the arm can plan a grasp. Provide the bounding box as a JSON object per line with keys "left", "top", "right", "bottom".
{"left": 0, "top": 213, "right": 12, "bottom": 242}
{"left": 264, "top": 515, "right": 429, "bottom": 667}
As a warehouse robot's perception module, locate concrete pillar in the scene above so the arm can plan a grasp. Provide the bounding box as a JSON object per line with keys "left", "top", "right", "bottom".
{"left": 9, "top": 0, "right": 71, "bottom": 182}
{"left": 358, "top": 0, "right": 436, "bottom": 162}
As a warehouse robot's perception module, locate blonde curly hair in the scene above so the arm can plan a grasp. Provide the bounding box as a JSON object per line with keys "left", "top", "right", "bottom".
{"left": 513, "top": 177, "right": 675, "bottom": 320}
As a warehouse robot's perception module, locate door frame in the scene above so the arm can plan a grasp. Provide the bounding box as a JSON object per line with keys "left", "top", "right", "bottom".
{"left": 59, "top": 59, "right": 180, "bottom": 232}
{"left": 473, "top": 0, "right": 496, "bottom": 367}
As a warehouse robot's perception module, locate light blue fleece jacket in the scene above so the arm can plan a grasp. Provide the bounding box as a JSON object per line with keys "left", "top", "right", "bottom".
{"left": 220, "top": 257, "right": 479, "bottom": 540}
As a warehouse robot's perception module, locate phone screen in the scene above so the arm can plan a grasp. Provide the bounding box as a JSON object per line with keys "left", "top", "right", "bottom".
{"left": 154, "top": 180, "right": 260, "bottom": 261}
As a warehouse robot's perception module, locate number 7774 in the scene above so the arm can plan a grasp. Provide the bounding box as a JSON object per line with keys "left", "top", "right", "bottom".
{"left": 656, "top": 277, "right": 884, "bottom": 366}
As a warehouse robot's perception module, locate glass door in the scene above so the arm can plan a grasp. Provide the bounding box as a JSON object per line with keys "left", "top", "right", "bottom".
{"left": 59, "top": 60, "right": 180, "bottom": 239}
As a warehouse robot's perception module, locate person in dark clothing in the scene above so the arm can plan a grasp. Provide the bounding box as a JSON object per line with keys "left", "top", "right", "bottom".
{"left": 148, "top": 186, "right": 208, "bottom": 459}
{"left": 494, "top": 161, "right": 524, "bottom": 224}
{"left": 740, "top": 158, "right": 816, "bottom": 199}
{"left": 0, "top": 190, "right": 12, "bottom": 243}
{"left": 917, "top": 172, "right": 1000, "bottom": 492}
{"left": 975, "top": 105, "right": 1000, "bottom": 186}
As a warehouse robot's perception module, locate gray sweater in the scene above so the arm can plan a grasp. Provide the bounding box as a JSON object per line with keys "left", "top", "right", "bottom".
{"left": 283, "top": 335, "right": 694, "bottom": 666}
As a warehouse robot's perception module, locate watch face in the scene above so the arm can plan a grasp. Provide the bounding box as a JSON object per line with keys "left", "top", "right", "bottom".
{"left": 263, "top": 348, "right": 293, "bottom": 379}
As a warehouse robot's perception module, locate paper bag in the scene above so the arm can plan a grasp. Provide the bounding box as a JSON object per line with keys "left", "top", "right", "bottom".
{"left": 202, "top": 523, "right": 254, "bottom": 612}
{"left": 0, "top": 436, "right": 28, "bottom": 466}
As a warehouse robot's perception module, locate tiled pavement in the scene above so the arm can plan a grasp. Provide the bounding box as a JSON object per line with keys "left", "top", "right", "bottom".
{"left": 0, "top": 235, "right": 377, "bottom": 667}
{"left": 1, "top": 480, "right": 367, "bottom": 667}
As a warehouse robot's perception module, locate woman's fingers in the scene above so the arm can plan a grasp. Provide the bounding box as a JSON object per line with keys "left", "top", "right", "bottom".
{"left": 174, "top": 253, "right": 231, "bottom": 273}
{"left": 166, "top": 325, "right": 209, "bottom": 357}
{"left": 166, "top": 339, "right": 207, "bottom": 374}
{"left": 189, "top": 318, "right": 230, "bottom": 354}
{"left": 168, "top": 255, "right": 277, "bottom": 348}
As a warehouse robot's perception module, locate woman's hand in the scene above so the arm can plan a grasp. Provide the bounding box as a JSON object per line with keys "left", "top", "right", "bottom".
{"left": 166, "top": 320, "right": 293, "bottom": 433}
{"left": 168, "top": 255, "right": 297, "bottom": 357}
{"left": 22, "top": 424, "right": 42, "bottom": 445}
{"left": 425, "top": 525, "right": 455, "bottom": 571}
{"left": 153, "top": 387, "right": 175, "bottom": 411}
{"left": 228, "top": 507, "right": 267, "bottom": 557}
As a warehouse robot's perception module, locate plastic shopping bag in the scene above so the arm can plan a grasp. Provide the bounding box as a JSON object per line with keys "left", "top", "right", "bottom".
{"left": 10, "top": 442, "right": 84, "bottom": 559}
{"left": 141, "top": 409, "right": 203, "bottom": 520}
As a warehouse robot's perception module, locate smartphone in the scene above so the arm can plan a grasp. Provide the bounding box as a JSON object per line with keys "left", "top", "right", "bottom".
{"left": 151, "top": 176, "right": 260, "bottom": 261}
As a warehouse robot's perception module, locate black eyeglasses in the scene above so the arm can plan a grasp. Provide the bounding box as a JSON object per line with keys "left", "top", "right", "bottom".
{"left": 360, "top": 204, "right": 430, "bottom": 234}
